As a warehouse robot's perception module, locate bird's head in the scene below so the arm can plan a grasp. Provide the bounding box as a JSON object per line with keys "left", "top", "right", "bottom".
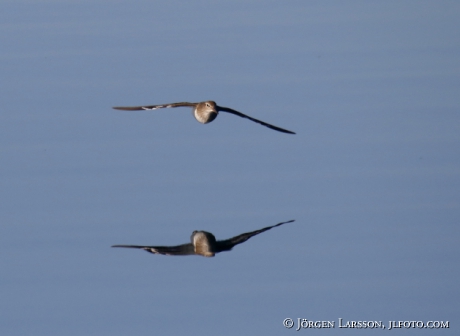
{"left": 194, "top": 101, "right": 218, "bottom": 124}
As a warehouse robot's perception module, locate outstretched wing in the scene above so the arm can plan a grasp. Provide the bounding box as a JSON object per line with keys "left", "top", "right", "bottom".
{"left": 215, "top": 219, "right": 295, "bottom": 253}
{"left": 113, "top": 102, "right": 197, "bottom": 111}
{"left": 216, "top": 106, "right": 296, "bottom": 134}
{"left": 112, "top": 243, "right": 195, "bottom": 256}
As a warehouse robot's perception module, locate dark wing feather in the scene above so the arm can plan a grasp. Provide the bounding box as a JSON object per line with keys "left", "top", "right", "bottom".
{"left": 111, "top": 243, "right": 195, "bottom": 256}
{"left": 217, "top": 106, "right": 296, "bottom": 134}
{"left": 113, "top": 102, "right": 197, "bottom": 111}
{"left": 214, "top": 220, "right": 295, "bottom": 253}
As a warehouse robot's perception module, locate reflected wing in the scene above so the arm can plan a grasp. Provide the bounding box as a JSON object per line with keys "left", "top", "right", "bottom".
{"left": 215, "top": 220, "right": 295, "bottom": 253}
{"left": 217, "top": 106, "right": 296, "bottom": 134}
{"left": 113, "top": 102, "right": 197, "bottom": 111}
{"left": 112, "top": 243, "right": 195, "bottom": 256}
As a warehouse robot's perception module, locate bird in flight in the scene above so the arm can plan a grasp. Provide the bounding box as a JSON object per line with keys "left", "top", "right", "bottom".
{"left": 112, "top": 219, "right": 295, "bottom": 257}
{"left": 112, "top": 101, "right": 295, "bottom": 134}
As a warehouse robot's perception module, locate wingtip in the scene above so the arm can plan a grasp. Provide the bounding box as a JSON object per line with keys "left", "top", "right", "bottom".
{"left": 273, "top": 219, "right": 296, "bottom": 227}
{"left": 112, "top": 106, "right": 142, "bottom": 111}
{"left": 278, "top": 128, "right": 296, "bottom": 134}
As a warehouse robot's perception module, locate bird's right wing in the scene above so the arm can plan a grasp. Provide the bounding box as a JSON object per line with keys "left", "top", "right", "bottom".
{"left": 112, "top": 102, "right": 196, "bottom": 111}
{"left": 217, "top": 106, "right": 296, "bottom": 134}
{"left": 215, "top": 219, "right": 295, "bottom": 253}
{"left": 112, "top": 243, "right": 195, "bottom": 256}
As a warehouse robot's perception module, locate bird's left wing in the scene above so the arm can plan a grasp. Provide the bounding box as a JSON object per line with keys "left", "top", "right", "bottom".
{"left": 112, "top": 243, "right": 195, "bottom": 256}
{"left": 113, "top": 102, "right": 196, "bottom": 111}
{"left": 216, "top": 106, "right": 296, "bottom": 134}
{"left": 214, "top": 219, "right": 295, "bottom": 253}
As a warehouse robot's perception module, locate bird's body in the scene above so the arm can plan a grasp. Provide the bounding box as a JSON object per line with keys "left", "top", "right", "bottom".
{"left": 192, "top": 101, "right": 218, "bottom": 124}
{"left": 113, "top": 100, "right": 295, "bottom": 134}
{"left": 192, "top": 231, "right": 217, "bottom": 257}
{"left": 112, "top": 219, "right": 295, "bottom": 257}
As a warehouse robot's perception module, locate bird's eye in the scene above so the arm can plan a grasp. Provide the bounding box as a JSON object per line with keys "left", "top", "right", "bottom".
{"left": 206, "top": 103, "right": 210, "bottom": 107}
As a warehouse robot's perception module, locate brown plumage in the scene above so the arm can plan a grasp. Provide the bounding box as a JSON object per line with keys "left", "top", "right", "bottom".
{"left": 113, "top": 100, "right": 295, "bottom": 134}
{"left": 112, "top": 220, "right": 295, "bottom": 257}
